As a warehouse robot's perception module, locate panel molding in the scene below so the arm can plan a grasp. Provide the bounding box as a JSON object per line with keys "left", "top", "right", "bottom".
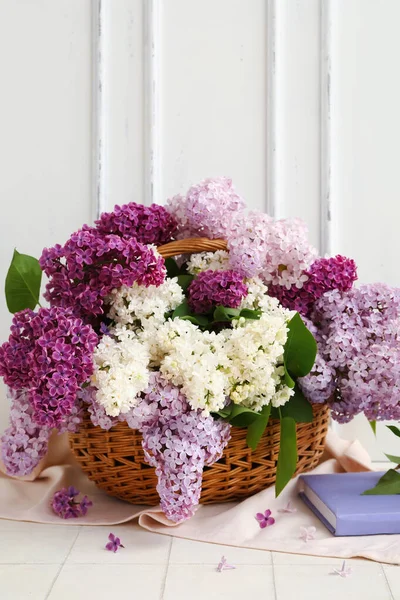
{"left": 143, "top": 0, "right": 162, "bottom": 206}
{"left": 92, "top": 0, "right": 107, "bottom": 219}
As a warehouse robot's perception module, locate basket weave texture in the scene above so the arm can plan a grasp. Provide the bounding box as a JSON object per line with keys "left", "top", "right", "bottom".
{"left": 69, "top": 238, "right": 330, "bottom": 505}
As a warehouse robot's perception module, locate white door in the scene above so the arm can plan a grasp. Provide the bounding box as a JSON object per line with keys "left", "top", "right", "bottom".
{"left": 1, "top": 0, "right": 399, "bottom": 460}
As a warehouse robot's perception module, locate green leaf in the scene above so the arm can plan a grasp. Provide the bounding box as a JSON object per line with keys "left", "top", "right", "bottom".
{"left": 228, "top": 404, "right": 261, "bottom": 427}
{"left": 246, "top": 403, "right": 271, "bottom": 450}
{"left": 180, "top": 314, "right": 209, "bottom": 327}
{"left": 212, "top": 306, "right": 238, "bottom": 322}
{"left": 239, "top": 308, "right": 262, "bottom": 320}
{"left": 177, "top": 274, "right": 194, "bottom": 292}
{"left": 362, "top": 469, "right": 400, "bottom": 495}
{"left": 387, "top": 425, "right": 400, "bottom": 438}
{"left": 5, "top": 250, "right": 42, "bottom": 313}
{"left": 214, "top": 407, "right": 232, "bottom": 420}
{"left": 385, "top": 454, "right": 400, "bottom": 464}
{"left": 164, "top": 257, "right": 181, "bottom": 278}
{"left": 280, "top": 388, "right": 313, "bottom": 423}
{"left": 275, "top": 416, "right": 298, "bottom": 497}
{"left": 284, "top": 313, "right": 317, "bottom": 379}
{"left": 171, "top": 300, "right": 190, "bottom": 319}
{"left": 369, "top": 420, "right": 377, "bottom": 435}
{"left": 284, "top": 368, "right": 295, "bottom": 389}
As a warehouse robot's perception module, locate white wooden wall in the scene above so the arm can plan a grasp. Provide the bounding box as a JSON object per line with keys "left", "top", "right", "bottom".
{"left": 1, "top": 0, "right": 400, "bottom": 459}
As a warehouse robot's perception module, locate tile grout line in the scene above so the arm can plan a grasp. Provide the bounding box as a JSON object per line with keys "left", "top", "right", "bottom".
{"left": 271, "top": 552, "right": 278, "bottom": 600}
{"left": 44, "top": 525, "right": 82, "bottom": 599}
{"left": 160, "top": 536, "right": 173, "bottom": 600}
{"left": 380, "top": 564, "right": 395, "bottom": 600}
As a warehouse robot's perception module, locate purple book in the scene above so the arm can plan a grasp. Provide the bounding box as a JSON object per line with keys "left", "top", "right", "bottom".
{"left": 298, "top": 471, "right": 400, "bottom": 536}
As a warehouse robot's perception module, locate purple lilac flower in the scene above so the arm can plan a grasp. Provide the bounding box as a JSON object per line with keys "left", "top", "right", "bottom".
{"left": 268, "top": 255, "right": 357, "bottom": 317}
{"left": 40, "top": 227, "right": 165, "bottom": 321}
{"left": 125, "top": 373, "right": 231, "bottom": 523}
{"left": 95, "top": 202, "right": 177, "bottom": 245}
{"left": 187, "top": 270, "right": 248, "bottom": 314}
{"left": 79, "top": 386, "right": 124, "bottom": 431}
{"left": 105, "top": 533, "right": 125, "bottom": 552}
{"left": 51, "top": 486, "right": 93, "bottom": 519}
{"left": 302, "top": 284, "right": 400, "bottom": 422}
{"left": 0, "top": 307, "right": 98, "bottom": 429}
{"left": 1, "top": 390, "right": 50, "bottom": 476}
{"left": 298, "top": 317, "right": 336, "bottom": 404}
{"left": 255, "top": 509, "right": 275, "bottom": 529}
{"left": 166, "top": 177, "right": 245, "bottom": 240}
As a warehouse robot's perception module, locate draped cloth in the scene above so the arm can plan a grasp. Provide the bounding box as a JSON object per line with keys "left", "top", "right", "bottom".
{"left": 1, "top": 429, "right": 399, "bottom": 565}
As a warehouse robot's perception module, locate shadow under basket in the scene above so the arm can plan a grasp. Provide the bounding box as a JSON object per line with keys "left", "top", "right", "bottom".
{"left": 69, "top": 403, "right": 329, "bottom": 505}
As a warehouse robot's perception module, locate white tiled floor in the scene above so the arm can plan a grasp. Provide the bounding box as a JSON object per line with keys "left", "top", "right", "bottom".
{"left": 0, "top": 520, "right": 398, "bottom": 600}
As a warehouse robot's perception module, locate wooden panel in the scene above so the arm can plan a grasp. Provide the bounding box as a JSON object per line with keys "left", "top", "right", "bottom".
{"left": 0, "top": 1, "right": 93, "bottom": 428}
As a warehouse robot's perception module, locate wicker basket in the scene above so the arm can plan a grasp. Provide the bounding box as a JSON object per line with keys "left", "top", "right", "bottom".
{"left": 69, "top": 238, "right": 330, "bottom": 505}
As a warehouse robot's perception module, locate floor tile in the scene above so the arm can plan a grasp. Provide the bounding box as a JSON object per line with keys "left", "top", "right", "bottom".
{"left": 274, "top": 564, "right": 391, "bottom": 600}
{"left": 48, "top": 564, "right": 165, "bottom": 600}
{"left": 163, "top": 564, "right": 275, "bottom": 600}
{"left": 170, "top": 537, "right": 272, "bottom": 564}
{"left": 0, "top": 523, "right": 80, "bottom": 564}
{"left": 0, "top": 564, "right": 59, "bottom": 600}
{"left": 66, "top": 523, "right": 171, "bottom": 564}
{"left": 383, "top": 565, "right": 400, "bottom": 599}
{"left": 272, "top": 551, "right": 371, "bottom": 565}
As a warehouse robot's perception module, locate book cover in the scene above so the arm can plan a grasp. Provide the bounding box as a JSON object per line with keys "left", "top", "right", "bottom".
{"left": 298, "top": 471, "right": 400, "bottom": 536}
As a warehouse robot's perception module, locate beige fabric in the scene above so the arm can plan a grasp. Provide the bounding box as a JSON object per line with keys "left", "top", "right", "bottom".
{"left": 1, "top": 429, "right": 399, "bottom": 565}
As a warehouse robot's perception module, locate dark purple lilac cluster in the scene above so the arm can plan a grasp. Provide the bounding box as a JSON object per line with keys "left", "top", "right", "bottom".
{"left": 0, "top": 307, "right": 98, "bottom": 429}
{"left": 95, "top": 201, "right": 178, "bottom": 245}
{"left": 51, "top": 486, "right": 92, "bottom": 519}
{"left": 40, "top": 228, "right": 166, "bottom": 321}
{"left": 269, "top": 255, "right": 357, "bottom": 317}
{"left": 187, "top": 269, "right": 248, "bottom": 314}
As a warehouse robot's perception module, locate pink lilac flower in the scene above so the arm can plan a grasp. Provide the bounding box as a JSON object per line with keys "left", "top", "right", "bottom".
{"left": 188, "top": 269, "right": 248, "bottom": 314}
{"left": 216, "top": 556, "right": 236, "bottom": 572}
{"left": 255, "top": 510, "right": 275, "bottom": 529}
{"left": 299, "top": 526, "right": 316, "bottom": 542}
{"left": 331, "top": 561, "right": 352, "bottom": 578}
{"left": 229, "top": 215, "right": 317, "bottom": 284}
{"left": 125, "top": 372, "right": 231, "bottom": 523}
{"left": 0, "top": 307, "right": 98, "bottom": 429}
{"left": 278, "top": 501, "right": 297, "bottom": 514}
{"left": 95, "top": 202, "right": 177, "bottom": 245}
{"left": 268, "top": 255, "right": 357, "bottom": 316}
{"left": 40, "top": 227, "right": 165, "bottom": 321}
{"left": 51, "top": 486, "right": 93, "bottom": 519}
{"left": 80, "top": 386, "right": 124, "bottom": 431}
{"left": 166, "top": 177, "right": 245, "bottom": 240}
{"left": 105, "top": 533, "right": 124, "bottom": 552}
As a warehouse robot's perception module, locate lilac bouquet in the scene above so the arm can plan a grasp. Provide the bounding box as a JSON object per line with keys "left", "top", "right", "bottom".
{"left": 0, "top": 177, "right": 396, "bottom": 522}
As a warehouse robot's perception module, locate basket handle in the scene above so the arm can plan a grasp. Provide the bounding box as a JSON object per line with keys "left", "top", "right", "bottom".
{"left": 157, "top": 237, "right": 227, "bottom": 259}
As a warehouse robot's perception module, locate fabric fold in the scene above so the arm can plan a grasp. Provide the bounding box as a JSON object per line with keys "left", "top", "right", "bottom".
{"left": 2, "top": 427, "right": 400, "bottom": 565}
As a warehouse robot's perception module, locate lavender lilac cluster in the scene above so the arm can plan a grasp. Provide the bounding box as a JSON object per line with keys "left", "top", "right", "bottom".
{"left": 40, "top": 228, "right": 165, "bottom": 321}
{"left": 1, "top": 390, "right": 51, "bottom": 476}
{"left": 188, "top": 269, "right": 248, "bottom": 314}
{"left": 125, "top": 373, "right": 231, "bottom": 523}
{"left": 95, "top": 202, "right": 177, "bottom": 245}
{"left": 0, "top": 307, "right": 97, "bottom": 429}
{"left": 299, "top": 284, "right": 400, "bottom": 422}
{"left": 269, "top": 255, "right": 357, "bottom": 317}
{"left": 51, "top": 486, "right": 92, "bottom": 519}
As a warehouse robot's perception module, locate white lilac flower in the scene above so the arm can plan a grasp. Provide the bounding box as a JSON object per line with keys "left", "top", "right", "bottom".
{"left": 222, "top": 312, "right": 294, "bottom": 410}
{"left": 107, "top": 279, "right": 184, "bottom": 329}
{"left": 91, "top": 329, "right": 150, "bottom": 416}
{"left": 150, "top": 319, "right": 228, "bottom": 413}
{"left": 186, "top": 250, "right": 231, "bottom": 275}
